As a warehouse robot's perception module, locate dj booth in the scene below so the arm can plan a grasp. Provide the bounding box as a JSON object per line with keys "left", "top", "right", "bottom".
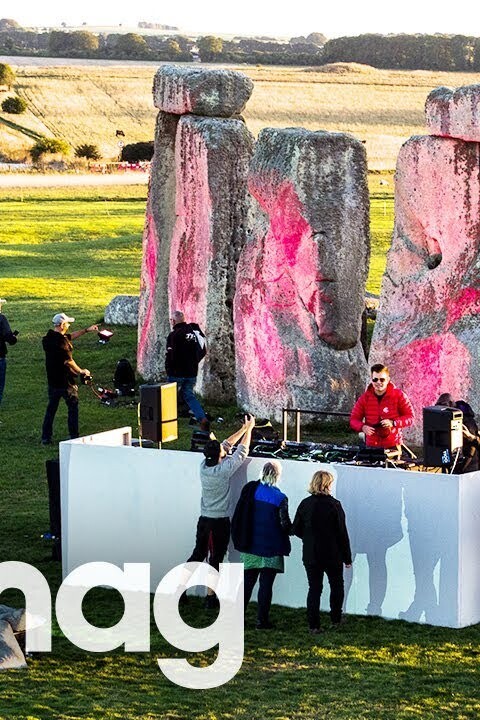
{"left": 59, "top": 427, "right": 480, "bottom": 628}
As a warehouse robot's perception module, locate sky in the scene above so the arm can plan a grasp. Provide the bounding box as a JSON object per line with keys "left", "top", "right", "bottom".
{"left": 6, "top": 0, "right": 480, "bottom": 40}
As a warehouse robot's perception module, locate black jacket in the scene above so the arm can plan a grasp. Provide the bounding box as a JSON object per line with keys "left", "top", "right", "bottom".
{"left": 42, "top": 330, "right": 76, "bottom": 388}
{"left": 292, "top": 494, "right": 352, "bottom": 567}
{"left": 0, "top": 313, "right": 17, "bottom": 358}
{"left": 165, "top": 322, "right": 205, "bottom": 378}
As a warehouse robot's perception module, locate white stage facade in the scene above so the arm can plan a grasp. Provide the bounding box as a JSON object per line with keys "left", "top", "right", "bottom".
{"left": 59, "top": 427, "right": 480, "bottom": 628}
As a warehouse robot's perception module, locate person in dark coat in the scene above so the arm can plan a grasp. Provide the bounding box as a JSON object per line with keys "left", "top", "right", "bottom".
{"left": 0, "top": 298, "right": 18, "bottom": 407}
{"left": 455, "top": 400, "right": 480, "bottom": 473}
{"left": 292, "top": 470, "right": 352, "bottom": 633}
{"left": 165, "top": 310, "right": 208, "bottom": 428}
{"left": 231, "top": 460, "right": 291, "bottom": 630}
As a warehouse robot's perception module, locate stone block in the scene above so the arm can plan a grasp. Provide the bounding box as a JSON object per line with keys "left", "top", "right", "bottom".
{"left": 0, "top": 620, "right": 26, "bottom": 671}
{"left": 426, "top": 84, "right": 480, "bottom": 142}
{"left": 168, "top": 115, "right": 254, "bottom": 401}
{"left": 104, "top": 295, "right": 139, "bottom": 326}
{"left": 138, "top": 111, "right": 179, "bottom": 381}
{"left": 234, "top": 128, "right": 370, "bottom": 419}
{"left": 153, "top": 64, "right": 253, "bottom": 117}
{"left": 370, "top": 135, "right": 480, "bottom": 443}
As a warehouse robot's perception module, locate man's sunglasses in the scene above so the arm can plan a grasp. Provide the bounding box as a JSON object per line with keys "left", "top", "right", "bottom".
{"left": 372, "top": 377, "right": 388, "bottom": 383}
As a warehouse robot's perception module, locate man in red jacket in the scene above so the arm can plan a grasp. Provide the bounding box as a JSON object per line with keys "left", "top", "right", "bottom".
{"left": 350, "top": 363, "right": 414, "bottom": 449}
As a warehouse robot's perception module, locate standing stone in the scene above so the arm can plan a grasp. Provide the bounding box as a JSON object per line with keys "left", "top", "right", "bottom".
{"left": 370, "top": 135, "right": 480, "bottom": 443}
{"left": 168, "top": 115, "right": 254, "bottom": 401}
{"left": 426, "top": 85, "right": 480, "bottom": 142}
{"left": 137, "top": 111, "right": 179, "bottom": 381}
{"left": 0, "top": 620, "right": 26, "bottom": 670}
{"left": 234, "top": 128, "right": 370, "bottom": 419}
{"left": 153, "top": 64, "right": 254, "bottom": 117}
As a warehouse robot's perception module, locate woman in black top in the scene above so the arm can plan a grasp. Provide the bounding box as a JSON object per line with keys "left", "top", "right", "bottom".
{"left": 292, "top": 470, "right": 352, "bottom": 633}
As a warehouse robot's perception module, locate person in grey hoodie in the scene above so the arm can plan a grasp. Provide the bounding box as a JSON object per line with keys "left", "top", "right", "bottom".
{"left": 186, "top": 414, "right": 256, "bottom": 608}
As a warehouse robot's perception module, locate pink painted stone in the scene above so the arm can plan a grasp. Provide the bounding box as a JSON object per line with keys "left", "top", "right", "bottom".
{"left": 370, "top": 135, "right": 480, "bottom": 442}
{"left": 426, "top": 85, "right": 480, "bottom": 142}
{"left": 137, "top": 111, "right": 179, "bottom": 381}
{"left": 234, "top": 128, "right": 370, "bottom": 419}
{"left": 168, "top": 115, "right": 254, "bottom": 401}
{"left": 153, "top": 64, "right": 253, "bottom": 117}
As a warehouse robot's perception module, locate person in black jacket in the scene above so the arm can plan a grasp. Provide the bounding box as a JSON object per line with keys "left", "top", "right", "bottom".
{"left": 0, "top": 298, "right": 18, "bottom": 407}
{"left": 165, "top": 310, "right": 208, "bottom": 428}
{"left": 292, "top": 470, "right": 352, "bottom": 633}
{"left": 41, "top": 312, "right": 98, "bottom": 445}
{"left": 232, "top": 460, "right": 291, "bottom": 630}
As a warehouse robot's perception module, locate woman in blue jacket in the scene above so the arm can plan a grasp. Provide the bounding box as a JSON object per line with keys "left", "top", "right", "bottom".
{"left": 232, "top": 460, "right": 291, "bottom": 630}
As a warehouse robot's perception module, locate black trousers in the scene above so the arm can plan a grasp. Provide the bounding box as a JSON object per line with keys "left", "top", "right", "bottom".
{"left": 244, "top": 568, "right": 277, "bottom": 625}
{"left": 187, "top": 516, "right": 230, "bottom": 571}
{"left": 42, "top": 386, "right": 79, "bottom": 442}
{"left": 305, "top": 562, "right": 344, "bottom": 628}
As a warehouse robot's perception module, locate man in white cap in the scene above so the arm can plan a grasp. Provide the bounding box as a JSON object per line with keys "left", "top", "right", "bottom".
{"left": 41, "top": 313, "right": 98, "bottom": 445}
{"left": 0, "top": 298, "right": 18, "bottom": 408}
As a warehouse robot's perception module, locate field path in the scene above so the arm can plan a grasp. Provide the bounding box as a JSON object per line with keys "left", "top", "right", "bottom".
{"left": 0, "top": 172, "right": 149, "bottom": 187}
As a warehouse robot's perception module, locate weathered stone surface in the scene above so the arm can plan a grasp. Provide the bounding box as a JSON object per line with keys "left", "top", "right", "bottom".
{"left": 168, "top": 115, "right": 254, "bottom": 401}
{"left": 104, "top": 295, "right": 139, "bottom": 325}
{"left": 0, "top": 620, "right": 26, "bottom": 671}
{"left": 370, "top": 135, "right": 480, "bottom": 442}
{"left": 153, "top": 64, "right": 253, "bottom": 117}
{"left": 0, "top": 606, "right": 25, "bottom": 633}
{"left": 234, "top": 128, "right": 370, "bottom": 419}
{"left": 426, "top": 85, "right": 480, "bottom": 142}
{"left": 138, "top": 111, "right": 179, "bottom": 381}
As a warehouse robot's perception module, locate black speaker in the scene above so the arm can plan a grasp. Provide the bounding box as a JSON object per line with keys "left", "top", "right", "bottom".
{"left": 45, "top": 459, "right": 62, "bottom": 561}
{"left": 139, "top": 383, "right": 178, "bottom": 443}
{"left": 423, "top": 406, "right": 463, "bottom": 467}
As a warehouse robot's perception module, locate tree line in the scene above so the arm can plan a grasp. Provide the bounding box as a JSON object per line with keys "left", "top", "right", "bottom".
{"left": 322, "top": 34, "right": 480, "bottom": 71}
{"left": 2, "top": 23, "right": 480, "bottom": 70}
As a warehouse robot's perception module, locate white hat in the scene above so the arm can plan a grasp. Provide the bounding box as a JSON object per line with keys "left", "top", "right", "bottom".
{"left": 52, "top": 312, "right": 75, "bottom": 325}
{"left": 0, "top": 298, "right": 6, "bottom": 304}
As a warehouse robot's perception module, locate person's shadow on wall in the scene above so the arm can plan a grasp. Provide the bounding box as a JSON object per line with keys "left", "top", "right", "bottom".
{"left": 337, "top": 467, "right": 404, "bottom": 616}
{"left": 399, "top": 472, "right": 457, "bottom": 625}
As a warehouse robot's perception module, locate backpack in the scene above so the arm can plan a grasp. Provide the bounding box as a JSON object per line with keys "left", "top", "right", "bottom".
{"left": 113, "top": 358, "right": 136, "bottom": 395}
{"left": 188, "top": 325, "right": 207, "bottom": 362}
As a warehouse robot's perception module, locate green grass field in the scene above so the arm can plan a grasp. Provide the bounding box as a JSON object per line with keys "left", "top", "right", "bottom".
{"left": 1, "top": 184, "right": 479, "bottom": 720}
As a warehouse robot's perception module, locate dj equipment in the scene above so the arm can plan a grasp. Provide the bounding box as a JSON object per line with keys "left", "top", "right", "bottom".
{"left": 139, "top": 382, "right": 178, "bottom": 443}
{"left": 423, "top": 405, "right": 463, "bottom": 468}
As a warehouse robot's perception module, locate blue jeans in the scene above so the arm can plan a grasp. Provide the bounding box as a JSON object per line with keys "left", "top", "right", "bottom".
{"left": 167, "top": 376, "right": 206, "bottom": 421}
{"left": 0, "top": 358, "right": 6, "bottom": 405}
{"left": 42, "top": 386, "right": 79, "bottom": 442}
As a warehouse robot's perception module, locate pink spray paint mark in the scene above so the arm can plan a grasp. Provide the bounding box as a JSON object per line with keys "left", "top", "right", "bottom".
{"left": 168, "top": 121, "right": 212, "bottom": 328}
{"left": 138, "top": 213, "right": 158, "bottom": 359}
{"left": 389, "top": 333, "right": 471, "bottom": 422}
{"left": 446, "top": 287, "right": 480, "bottom": 327}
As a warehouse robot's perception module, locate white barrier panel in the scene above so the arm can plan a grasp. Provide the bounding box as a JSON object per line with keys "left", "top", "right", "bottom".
{"left": 60, "top": 428, "right": 480, "bottom": 628}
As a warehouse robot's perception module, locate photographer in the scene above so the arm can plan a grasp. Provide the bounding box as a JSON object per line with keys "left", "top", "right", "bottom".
{"left": 41, "top": 313, "right": 98, "bottom": 445}
{"left": 0, "top": 298, "right": 19, "bottom": 408}
{"left": 185, "top": 414, "right": 256, "bottom": 609}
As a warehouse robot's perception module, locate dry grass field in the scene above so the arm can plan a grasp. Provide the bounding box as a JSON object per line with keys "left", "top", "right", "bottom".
{"left": 2, "top": 60, "right": 480, "bottom": 166}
